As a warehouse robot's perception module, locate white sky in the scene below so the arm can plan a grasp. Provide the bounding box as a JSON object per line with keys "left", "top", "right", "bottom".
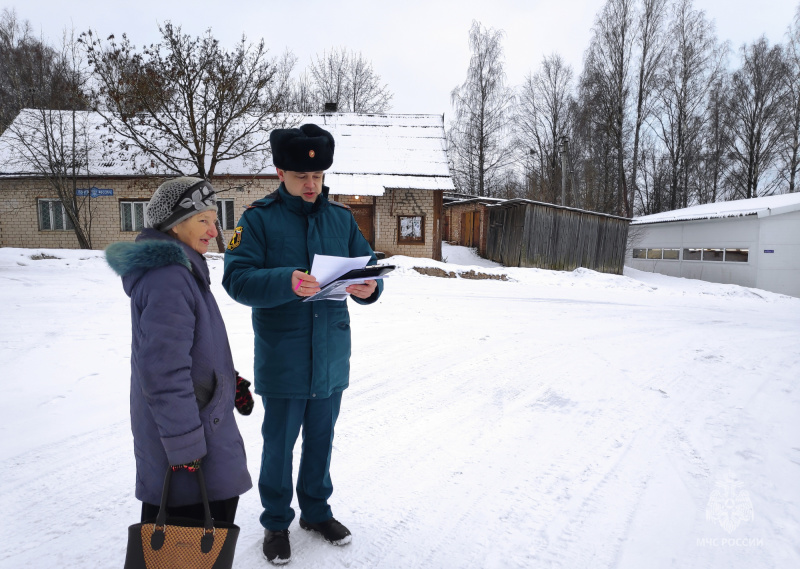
{"left": 9, "top": 0, "right": 798, "bottom": 116}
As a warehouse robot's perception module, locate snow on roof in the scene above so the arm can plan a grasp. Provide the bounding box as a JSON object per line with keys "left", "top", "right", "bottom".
{"left": 489, "top": 198, "right": 631, "bottom": 221}
{"left": 444, "top": 196, "right": 508, "bottom": 207}
{"left": 631, "top": 193, "right": 800, "bottom": 225}
{"left": 0, "top": 110, "right": 454, "bottom": 195}
{"left": 326, "top": 173, "right": 454, "bottom": 196}
{"left": 297, "top": 113, "right": 454, "bottom": 195}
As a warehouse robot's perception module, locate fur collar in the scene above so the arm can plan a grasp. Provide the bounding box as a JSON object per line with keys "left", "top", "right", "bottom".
{"left": 105, "top": 237, "right": 191, "bottom": 278}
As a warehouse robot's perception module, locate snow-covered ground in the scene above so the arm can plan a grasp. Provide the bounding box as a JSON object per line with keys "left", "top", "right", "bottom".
{"left": 1, "top": 243, "right": 798, "bottom": 569}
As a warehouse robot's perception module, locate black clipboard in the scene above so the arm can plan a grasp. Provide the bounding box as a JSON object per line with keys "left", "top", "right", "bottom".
{"left": 332, "top": 265, "right": 395, "bottom": 282}
{"left": 302, "top": 265, "right": 395, "bottom": 302}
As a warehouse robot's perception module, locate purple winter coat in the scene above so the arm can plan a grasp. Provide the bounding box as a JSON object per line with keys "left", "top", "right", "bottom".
{"left": 106, "top": 228, "right": 252, "bottom": 506}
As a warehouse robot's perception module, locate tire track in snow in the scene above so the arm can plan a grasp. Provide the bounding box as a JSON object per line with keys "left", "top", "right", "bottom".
{"left": 0, "top": 420, "right": 133, "bottom": 568}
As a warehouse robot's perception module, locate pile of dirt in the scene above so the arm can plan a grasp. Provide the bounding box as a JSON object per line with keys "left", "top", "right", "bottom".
{"left": 412, "top": 267, "right": 508, "bottom": 281}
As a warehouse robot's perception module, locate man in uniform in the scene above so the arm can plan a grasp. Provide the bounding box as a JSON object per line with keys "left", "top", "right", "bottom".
{"left": 222, "top": 124, "right": 383, "bottom": 565}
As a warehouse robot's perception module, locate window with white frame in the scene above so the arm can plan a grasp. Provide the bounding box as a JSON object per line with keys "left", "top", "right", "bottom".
{"left": 120, "top": 201, "right": 147, "bottom": 232}
{"left": 38, "top": 199, "right": 74, "bottom": 231}
{"left": 217, "top": 199, "right": 236, "bottom": 230}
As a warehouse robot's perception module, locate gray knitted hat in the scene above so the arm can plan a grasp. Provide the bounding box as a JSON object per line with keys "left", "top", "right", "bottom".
{"left": 145, "top": 177, "right": 217, "bottom": 232}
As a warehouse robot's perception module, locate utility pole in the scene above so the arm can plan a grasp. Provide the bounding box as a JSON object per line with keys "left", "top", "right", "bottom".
{"left": 559, "top": 137, "right": 569, "bottom": 206}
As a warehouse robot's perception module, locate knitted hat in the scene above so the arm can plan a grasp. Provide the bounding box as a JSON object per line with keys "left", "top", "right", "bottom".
{"left": 145, "top": 177, "right": 217, "bottom": 232}
{"left": 270, "top": 124, "right": 335, "bottom": 172}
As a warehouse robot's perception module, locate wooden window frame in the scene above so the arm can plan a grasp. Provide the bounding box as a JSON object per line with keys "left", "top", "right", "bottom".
{"left": 397, "top": 215, "right": 425, "bottom": 245}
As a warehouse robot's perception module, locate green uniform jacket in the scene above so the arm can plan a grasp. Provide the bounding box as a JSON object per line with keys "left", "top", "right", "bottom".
{"left": 222, "top": 184, "right": 383, "bottom": 399}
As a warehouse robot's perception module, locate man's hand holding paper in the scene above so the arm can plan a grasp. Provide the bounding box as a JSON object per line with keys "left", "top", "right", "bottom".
{"left": 345, "top": 279, "right": 378, "bottom": 299}
{"left": 301, "top": 254, "right": 393, "bottom": 302}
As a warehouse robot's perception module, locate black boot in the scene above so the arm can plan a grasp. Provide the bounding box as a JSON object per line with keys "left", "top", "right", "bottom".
{"left": 299, "top": 517, "right": 352, "bottom": 545}
{"left": 263, "top": 529, "right": 291, "bottom": 565}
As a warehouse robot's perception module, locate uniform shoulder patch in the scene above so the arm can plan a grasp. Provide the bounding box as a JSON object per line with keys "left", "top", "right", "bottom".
{"left": 246, "top": 190, "right": 281, "bottom": 209}
{"left": 246, "top": 198, "right": 276, "bottom": 210}
{"left": 329, "top": 200, "right": 351, "bottom": 210}
{"left": 227, "top": 226, "right": 244, "bottom": 250}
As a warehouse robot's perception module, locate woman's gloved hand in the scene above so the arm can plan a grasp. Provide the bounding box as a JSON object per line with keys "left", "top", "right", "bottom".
{"left": 235, "top": 373, "right": 254, "bottom": 416}
{"left": 171, "top": 459, "right": 201, "bottom": 472}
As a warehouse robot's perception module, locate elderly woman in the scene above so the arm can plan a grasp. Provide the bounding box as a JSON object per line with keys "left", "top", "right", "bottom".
{"left": 106, "top": 177, "right": 252, "bottom": 523}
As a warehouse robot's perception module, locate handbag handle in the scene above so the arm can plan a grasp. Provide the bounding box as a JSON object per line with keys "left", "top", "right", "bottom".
{"left": 151, "top": 466, "right": 216, "bottom": 553}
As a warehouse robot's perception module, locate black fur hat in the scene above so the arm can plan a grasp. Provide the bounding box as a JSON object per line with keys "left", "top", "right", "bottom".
{"left": 270, "top": 124, "right": 335, "bottom": 172}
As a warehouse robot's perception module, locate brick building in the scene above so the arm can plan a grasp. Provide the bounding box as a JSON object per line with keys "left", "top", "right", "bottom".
{"left": 443, "top": 195, "right": 506, "bottom": 258}
{"left": 0, "top": 112, "right": 454, "bottom": 260}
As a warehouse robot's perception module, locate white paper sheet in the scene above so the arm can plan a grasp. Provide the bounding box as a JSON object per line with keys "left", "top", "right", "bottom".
{"left": 309, "top": 254, "right": 372, "bottom": 287}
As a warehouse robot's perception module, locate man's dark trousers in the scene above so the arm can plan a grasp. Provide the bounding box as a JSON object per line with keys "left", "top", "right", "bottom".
{"left": 258, "top": 392, "right": 343, "bottom": 530}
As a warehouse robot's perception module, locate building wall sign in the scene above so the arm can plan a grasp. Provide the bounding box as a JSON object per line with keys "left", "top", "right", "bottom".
{"left": 76, "top": 187, "right": 114, "bottom": 198}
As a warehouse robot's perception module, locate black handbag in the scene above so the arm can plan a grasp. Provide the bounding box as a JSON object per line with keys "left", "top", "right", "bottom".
{"left": 124, "top": 466, "right": 240, "bottom": 569}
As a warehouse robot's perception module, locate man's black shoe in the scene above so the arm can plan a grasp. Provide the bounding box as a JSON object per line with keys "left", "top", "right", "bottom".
{"left": 263, "top": 529, "right": 291, "bottom": 565}
{"left": 299, "top": 517, "right": 352, "bottom": 545}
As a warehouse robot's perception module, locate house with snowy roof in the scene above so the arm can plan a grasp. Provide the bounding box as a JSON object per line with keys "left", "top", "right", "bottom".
{"left": 0, "top": 110, "right": 454, "bottom": 259}
{"left": 626, "top": 193, "right": 800, "bottom": 297}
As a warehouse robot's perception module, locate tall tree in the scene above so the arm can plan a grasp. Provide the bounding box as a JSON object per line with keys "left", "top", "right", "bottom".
{"left": 694, "top": 75, "right": 732, "bottom": 203}
{"left": 82, "top": 23, "right": 293, "bottom": 179}
{"left": 515, "top": 53, "right": 574, "bottom": 205}
{"left": 583, "top": 0, "right": 635, "bottom": 216}
{"left": 1, "top": 29, "right": 96, "bottom": 248}
{"left": 307, "top": 47, "right": 349, "bottom": 111}
{"left": 448, "top": 21, "right": 514, "bottom": 197}
{"left": 0, "top": 9, "right": 87, "bottom": 132}
{"left": 726, "top": 37, "right": 787, "bottom": 198}
{"left": 781, "top": 4, "right": 800, "bottom": 193}
{"left": 346, "top": 51, "right": 393, "bottom": 112}
{"left": 636, "top": 130, "right": 670, "bottom": 213}
{"left": 629, "top": 0, "right": 668, "bottom": 216}
{"left": 653, "top": 0, "right": 725, "bottom": 210}
{"left": 287, "top": 70, "right": 317, "bottom": 113}
{"left": 306, "top": 47, "right": 393, "bottom": 113}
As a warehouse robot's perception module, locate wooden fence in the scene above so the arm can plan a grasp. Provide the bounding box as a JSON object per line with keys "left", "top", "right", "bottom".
{"left": 485, "top": 200, "right": 630, "bottom": 274}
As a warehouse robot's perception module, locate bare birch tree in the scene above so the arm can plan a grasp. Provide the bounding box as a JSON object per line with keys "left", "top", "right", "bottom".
{"left": 583, "top": 0, "right": 635, "bottom": 216}
{"left": 629, "top": 0, "right": 668, "bottom": 216}
{"left": 448, "top": 21, "right": 514, "bottom": 197}
{"left": 306, "top": 47, "right": 393, "bottom": 113}
{"left": 726, "top": 37, "right": 787, "bottom": 198}
{"left": 694, "top": 74, "right": 732, "bottom": 203}
{"left": 515, "top": 53, "right": 574, "bottom": 205}
{"left": 574, "top": 58, "right": 618, "bottom": 213}
{"left": 308, "top": 47, "right": 349, "bottom": 111}
{"left": 347, "top": 51, "right": 393, "bottom": 112}
{"left": 780, "top": 5, "right": 800, "bottom": 193}
{"left": 287, "top": 70, "right": 317, "bottom": 113}
{"left": 653, "top": 0, "right": 725, "bottom": 210}
{"left": 1, "top": 28, "right": 96, "bottom": 248}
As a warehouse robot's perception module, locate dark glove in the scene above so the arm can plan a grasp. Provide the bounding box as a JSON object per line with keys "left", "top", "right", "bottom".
{"left": 235, "top": 373, "right": 254, "bottom": 416}
{"left": 171, "top": 459, "right": 201, "bottom": 473}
